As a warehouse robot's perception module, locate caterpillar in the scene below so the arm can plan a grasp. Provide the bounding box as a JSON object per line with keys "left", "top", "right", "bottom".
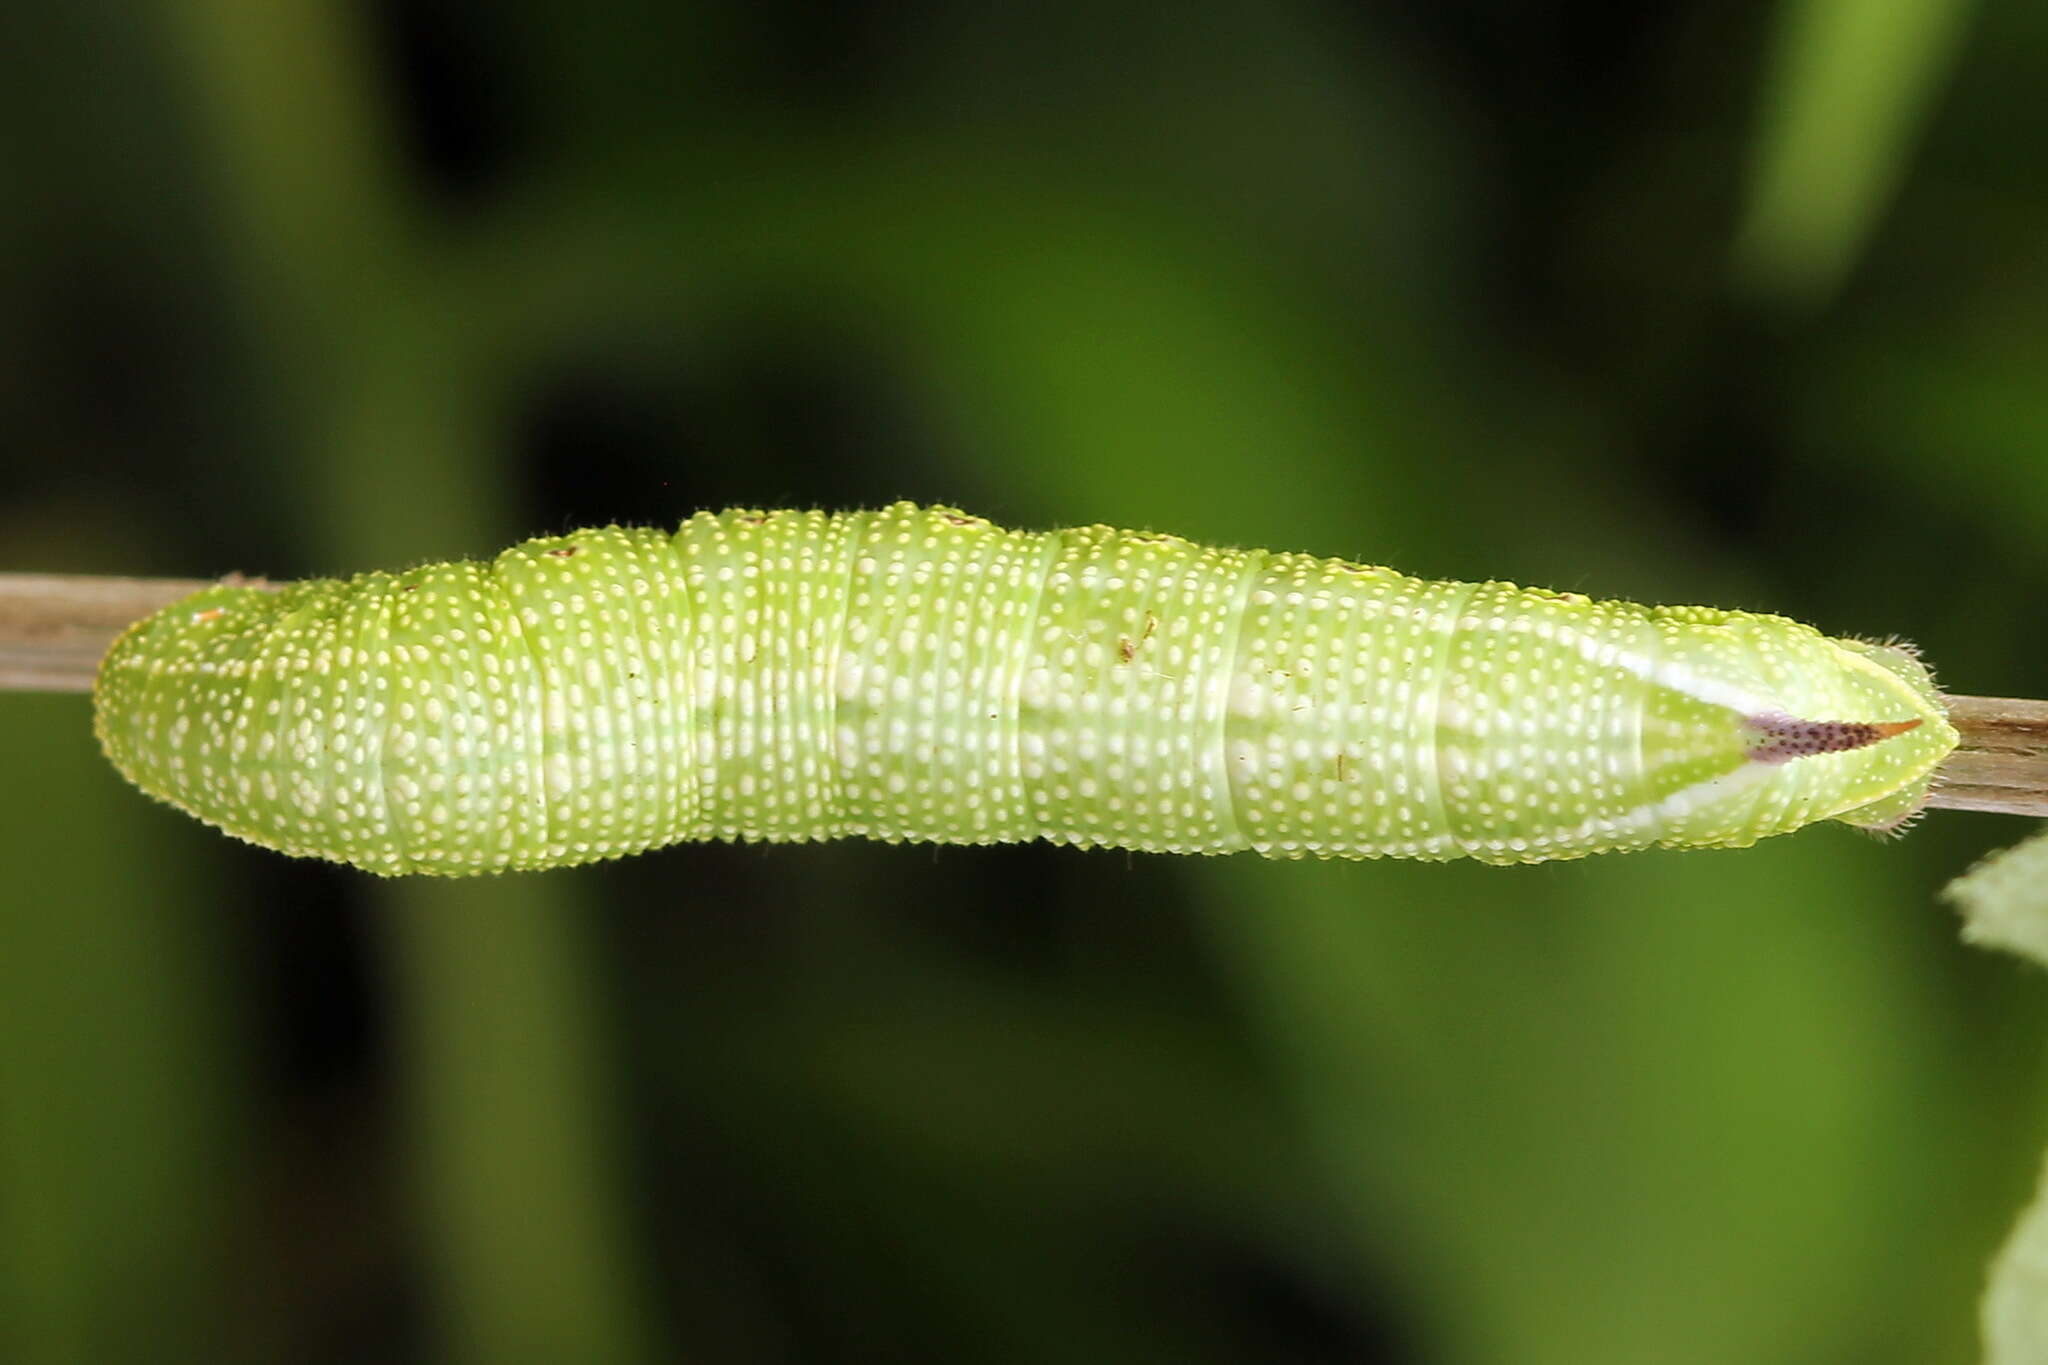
{"left": 93, "top": 502, "right": 1956, "bottom": 876}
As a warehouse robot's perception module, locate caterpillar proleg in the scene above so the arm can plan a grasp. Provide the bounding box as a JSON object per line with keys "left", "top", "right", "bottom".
{"left": 94, "top": 503, "right": 1956, "bottom": 875}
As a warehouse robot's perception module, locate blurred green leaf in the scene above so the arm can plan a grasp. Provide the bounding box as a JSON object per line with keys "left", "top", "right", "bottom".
{"left": 0, "top": 695, "right": 239, "bottom": 1365}
{"left": 168, "top": 2, "right": 659, "bottom": 1360}
{"left": 1736, "top": 0, "right": 1976, "bottom": 307}
{"left": 1948, "top": 830, "right": 2048, "bottom": 1365}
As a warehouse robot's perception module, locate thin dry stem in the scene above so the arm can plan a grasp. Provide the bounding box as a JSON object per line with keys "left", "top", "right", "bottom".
{"left": 3, "top": 571, "right": 2045, "bottom": 817}
{"left": 1925, "top": 696, "right": 2048, "bottom": 819}
{"left": 0, "top": 573, "right": 217, "bottom": 693}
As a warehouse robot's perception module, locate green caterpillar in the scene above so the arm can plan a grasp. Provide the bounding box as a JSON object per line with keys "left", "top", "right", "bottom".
{"left": 93, "top": 502, "right": 1956, "bottom": 876}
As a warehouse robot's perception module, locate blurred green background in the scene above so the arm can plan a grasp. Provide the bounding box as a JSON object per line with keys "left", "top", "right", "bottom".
{"left": 3, "top": 1, "right": 2046, "bottom": 1361}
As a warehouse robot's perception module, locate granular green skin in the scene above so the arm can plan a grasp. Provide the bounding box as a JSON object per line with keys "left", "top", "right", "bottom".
{"left": 93, "top": 503, "right": 1957, "bottom": 875}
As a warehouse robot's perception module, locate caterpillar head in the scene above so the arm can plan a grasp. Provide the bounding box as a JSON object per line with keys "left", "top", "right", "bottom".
{"left": 95, "top": 578, "right": 360, "bottom": 864}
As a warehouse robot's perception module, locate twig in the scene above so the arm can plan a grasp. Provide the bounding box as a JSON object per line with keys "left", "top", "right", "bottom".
{"left": 0, "top": 573, "right": 216, "bottom": 693}
{"left": 1924, "top": 697, "right": 2048, "bottom": 820}
{"left": 4, "top": 571, "right": 2047, "bottom": 817}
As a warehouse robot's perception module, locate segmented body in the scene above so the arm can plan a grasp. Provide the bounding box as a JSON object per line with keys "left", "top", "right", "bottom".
{"left": 94, "top": 503, "right": 1955, "bottom": 875}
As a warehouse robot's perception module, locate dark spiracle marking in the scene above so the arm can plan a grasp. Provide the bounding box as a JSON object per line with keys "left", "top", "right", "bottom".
{"left": 1745, "top": 712, "right": 1924, "bottom": 764}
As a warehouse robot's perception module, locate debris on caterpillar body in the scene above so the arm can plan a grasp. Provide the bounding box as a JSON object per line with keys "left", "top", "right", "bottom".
{"left": 93, "top": 503, "right": 1956, "bottom": 876}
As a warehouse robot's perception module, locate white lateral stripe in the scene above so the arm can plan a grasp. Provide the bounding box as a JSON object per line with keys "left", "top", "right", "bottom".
{"left": 1468, "top": 606, "right": 1777, "bottom": 716}
{"left": 1541, "top": 761, "right": 1775, "bottom": 848}
{"left": 1553, "top": 627, "right": 1773, "bottom": 716}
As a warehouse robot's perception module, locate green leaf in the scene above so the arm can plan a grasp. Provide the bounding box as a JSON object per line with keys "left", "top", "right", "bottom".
{"left": 1946, "top": 828, "right": 2048, "bottom": 1364}
{"left": 1736, "top": 0, "right": 1976, "bottom": 307}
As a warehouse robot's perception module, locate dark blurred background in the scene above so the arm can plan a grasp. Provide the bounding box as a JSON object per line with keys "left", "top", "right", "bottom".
{"left": 4, "top": 1, "right": 2046, "bottom": 1362}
